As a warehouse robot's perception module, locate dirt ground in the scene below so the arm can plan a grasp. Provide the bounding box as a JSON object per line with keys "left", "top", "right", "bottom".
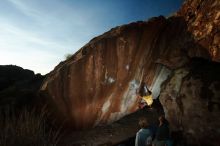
{"left": 61, "top": 106, "right": 162, "bottom": 146}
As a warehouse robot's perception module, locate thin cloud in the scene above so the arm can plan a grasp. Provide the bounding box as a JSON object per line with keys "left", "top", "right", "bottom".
{"left": 7, "top": 0, "right": 43, "bottom": 21}
{"left": 0, "top": 21, "right": 65, "bottom": 53}
{"left": 1, "top": 0, "right": 183, "bottom": 74}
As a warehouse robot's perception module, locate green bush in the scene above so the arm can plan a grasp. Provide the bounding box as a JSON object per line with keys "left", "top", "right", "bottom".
{"left": 65, "top": 54, "right": 72, "bottom": 60}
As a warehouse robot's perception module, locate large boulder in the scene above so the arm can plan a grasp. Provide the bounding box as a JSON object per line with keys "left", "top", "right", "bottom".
{"left": 41, "top": 15, "right": 187, "bottom": 129}
{"left": 159, "top": 1, "right": 220, "bottom": 145}
{"left": 160, "top": 58, "right": 220, "bottom": 146}
{"left": 41, "top": 4, "right": 220, "bottom": 146}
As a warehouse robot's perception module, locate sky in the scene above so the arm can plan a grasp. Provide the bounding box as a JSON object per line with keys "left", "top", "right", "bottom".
{"left": 0, "top": 0, "right": 183, "bottom": 75}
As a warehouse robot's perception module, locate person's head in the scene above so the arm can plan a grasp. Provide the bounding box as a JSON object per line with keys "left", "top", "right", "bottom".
{"left": 138, "top": 82, "right": 146, "bottom": 96}
{"left": 138, "top": 117, "right": 149, "bottom": 128}
{"left": 139, "top": 82, "right": 151, "bottom": 96}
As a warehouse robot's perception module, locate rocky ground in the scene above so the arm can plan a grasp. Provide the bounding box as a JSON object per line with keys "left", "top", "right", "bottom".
{"left": 61, "top": 107, "right": 161, "bottom": 146}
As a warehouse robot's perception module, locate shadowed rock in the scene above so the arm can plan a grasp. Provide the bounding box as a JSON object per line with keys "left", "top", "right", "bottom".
{"left": 0, "top": 65, "right": 45, "bottom": 109}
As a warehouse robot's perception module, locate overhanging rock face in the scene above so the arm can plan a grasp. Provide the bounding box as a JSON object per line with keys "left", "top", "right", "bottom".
{"left": 41, "top": 17, "right": 174, "bottom": 129}
{"left": 41, "top": 0, "right": 219, "bottom": 133}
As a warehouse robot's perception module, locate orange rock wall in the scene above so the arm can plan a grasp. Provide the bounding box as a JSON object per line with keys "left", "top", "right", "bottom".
{"left": 41, "top": 0, "right": 220, "bottom": 130}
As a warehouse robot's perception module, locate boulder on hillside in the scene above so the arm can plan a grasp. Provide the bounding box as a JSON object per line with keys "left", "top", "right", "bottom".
{"left": 40, "top": 0, "right": 220, "bottom": 145}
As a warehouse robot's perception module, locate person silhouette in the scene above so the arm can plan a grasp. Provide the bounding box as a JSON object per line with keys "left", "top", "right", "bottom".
{"left": 153, "top": 115, "right": 172, "bottom": 146}
{"left": 135, "top": 117, "right": 152, "bottom": 146}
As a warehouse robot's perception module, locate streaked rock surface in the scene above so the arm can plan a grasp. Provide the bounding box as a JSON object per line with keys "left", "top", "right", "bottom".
{"left": 41, "top": 3, "right": 220, "bottom": 145}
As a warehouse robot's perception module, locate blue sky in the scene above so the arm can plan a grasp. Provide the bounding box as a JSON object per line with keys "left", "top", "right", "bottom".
{"left": 0, "top": 0, "right": 183, "bottom": 74}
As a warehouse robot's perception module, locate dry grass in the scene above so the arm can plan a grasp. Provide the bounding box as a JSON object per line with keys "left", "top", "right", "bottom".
{"left": 0, "top": 107, "right": 61, "bottom": 146}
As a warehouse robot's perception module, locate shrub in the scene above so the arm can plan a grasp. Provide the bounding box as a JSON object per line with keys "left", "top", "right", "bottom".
{"left": 0, "top": 107, "right": 61, "bottom": 146}
{"left": 64, "top": 54, "right": 72, "bottom": 60}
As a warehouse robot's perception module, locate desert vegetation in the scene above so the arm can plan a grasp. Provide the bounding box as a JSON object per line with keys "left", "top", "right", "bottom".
{"left": 0, "top": 107, "right": 61, "bottom": 146}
